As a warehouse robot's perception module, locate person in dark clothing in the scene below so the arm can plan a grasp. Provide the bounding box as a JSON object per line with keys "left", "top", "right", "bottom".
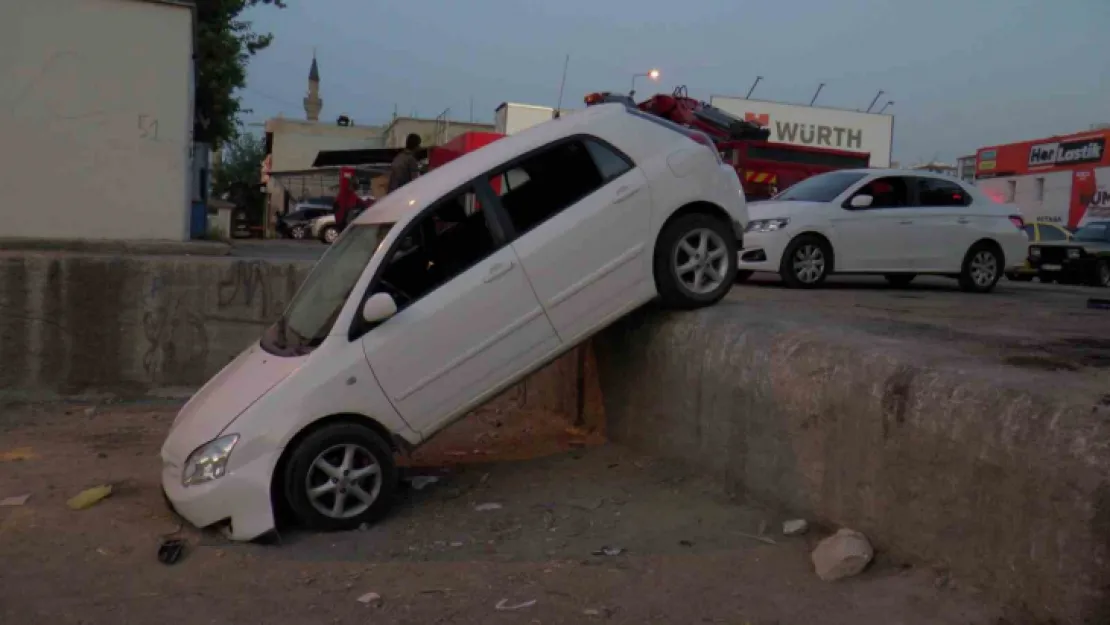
{"left": 387, "top": 133, "right": 422, "bottom": 193}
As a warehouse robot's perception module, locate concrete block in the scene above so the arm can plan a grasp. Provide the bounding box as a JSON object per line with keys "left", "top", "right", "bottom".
{"left": 811, "top": 528, "right": 873, "bottom": 581}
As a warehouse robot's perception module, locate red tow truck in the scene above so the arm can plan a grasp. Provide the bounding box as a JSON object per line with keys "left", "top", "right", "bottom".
{"left": 585, "top": 86, "right": 870, "bottom": 200}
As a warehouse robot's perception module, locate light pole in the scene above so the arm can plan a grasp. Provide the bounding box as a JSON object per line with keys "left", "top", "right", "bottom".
{"left": 630, "top": 69, "right": 660, "bottom": 99}
{"left": 877, "top": 100, "right": 894, "bottom": 114}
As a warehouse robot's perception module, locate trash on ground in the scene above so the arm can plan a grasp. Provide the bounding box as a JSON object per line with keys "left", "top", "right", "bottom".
{"left": 592, "top": 546, "right": 624, "bottom": 556}
{"left": 157, "top": 538, "right": 186, "bottom": 565}
{"left": 0, "top": 494, "right": 30, "bottom": 507}
{"left": 83, "top": 407, "right": 96, "bottom": 417}
{"left": 783, "top": 519, "right": 809, "bottom": 536}
{"left": 495, "top": 598, "right": 536, "bottom": 611}
{"left": 474, "top": 502, "right": 502, "bottom": 512}
{"left": 679, "top": 539, "right": 694, "bottom": 547}
{"left": 811, "top": 527, "right": 874, "bottom": 581}
{"left": 357, "top": 591, "right": 382, "bottom": 606}
{"left": 409, "top": 476, "right": 440, "bottom": 490}
{"left": 66, "top": 484, "right": 113, "bottom": 510}
{"left": 0, "top": 447, "right": 35, "bottom": 462}
{"left": 736, "top": 531, "right": 776, "bottom": 545}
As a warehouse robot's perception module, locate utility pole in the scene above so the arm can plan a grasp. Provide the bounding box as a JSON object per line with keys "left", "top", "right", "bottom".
{"left": 469, "top": 96, "right": 474, "bottom": 122}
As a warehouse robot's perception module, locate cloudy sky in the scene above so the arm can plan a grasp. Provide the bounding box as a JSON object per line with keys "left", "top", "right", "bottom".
{"left": 242, "top": 0, "right": 1110, "bottom": 164}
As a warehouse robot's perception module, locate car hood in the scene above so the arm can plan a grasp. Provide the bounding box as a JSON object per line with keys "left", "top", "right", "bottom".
{"left": 162, "top": 342, "right": 304, "bottom": 462}
{"left": 747, "top": 200, "right": 828, "bottom": 220}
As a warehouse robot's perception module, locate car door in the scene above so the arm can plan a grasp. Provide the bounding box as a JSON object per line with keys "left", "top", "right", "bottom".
{"left": 829, "top": 176, "right": 917, "bottom": 271}
{"left": 909, "top": 176, "right": 976, "bottom": 271}
{"left": 358, "top": 184, "right": 560, "bottom": 435}
{"left": 488, "top": 137, "right": 654, "bottom": 343}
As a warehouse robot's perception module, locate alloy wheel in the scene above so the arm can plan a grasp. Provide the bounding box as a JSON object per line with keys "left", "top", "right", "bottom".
{"left": 1099, "top": 262, "right": 1110, "bottom": 287}
{"left": 324, "top": 227, "right": 339, "bottom": 244}
{"left": 970, "top": 250, "right": 998, "bottom": 287}
{"left": 291, "top": 226, "right": 306, "bottom": 239}
{"left": 672, "top": 228, "right": 730, "bottom": 295}
{"left": 792, "top": 244, "right": 826, "bottom": 284}
{"left": 305, "top": 443, "right": 382, "bottom": 519}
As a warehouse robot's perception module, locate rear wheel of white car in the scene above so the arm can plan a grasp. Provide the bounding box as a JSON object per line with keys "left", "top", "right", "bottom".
{"left": 958, "top": 242, "right": 1003, "bottom": 293}
{"left": 654, "top": 213, "right": 738, "bottom": 309}
{"left": 291, "top": 225, "right": 306, "bottom": 240}
{"left": 321, "top": 225, "right": 340, "bottom": 245}
{"left": 779, "top": 234, "right": 831, "bottom": 289}
{"left": 284, "top": 423, "right": 398, "bottom": 532}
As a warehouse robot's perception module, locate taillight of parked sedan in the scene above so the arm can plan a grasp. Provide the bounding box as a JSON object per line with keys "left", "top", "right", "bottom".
{"left": 1008, "top": 215, "right": 1025, "bottom": 229}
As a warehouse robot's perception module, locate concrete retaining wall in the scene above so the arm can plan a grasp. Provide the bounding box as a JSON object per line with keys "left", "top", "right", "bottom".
{"left": 594, "top": 303, "right": 1110, "bottom": 623}
{"left": 0, "top": 252, "right": 590, "bottom": 423}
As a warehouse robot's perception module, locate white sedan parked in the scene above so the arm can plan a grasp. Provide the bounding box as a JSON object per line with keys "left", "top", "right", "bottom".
{"left": 736, "top": 169, "right": 1028, "bottom": 292}
{"left": 160, "top": 102, "right": 747, "bottom": 540}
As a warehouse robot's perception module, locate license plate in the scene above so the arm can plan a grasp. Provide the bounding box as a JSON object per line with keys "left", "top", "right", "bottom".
{"left": 1042, "top": 264, "right": 1062, "bottom": 271}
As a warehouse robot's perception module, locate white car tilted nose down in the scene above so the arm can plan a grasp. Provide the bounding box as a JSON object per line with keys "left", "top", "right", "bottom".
{"left": 735, "top": 169, "right": 1029, "bottom": 292}
{"left": 160, "top": 103, "right": 748, "bottom": 540}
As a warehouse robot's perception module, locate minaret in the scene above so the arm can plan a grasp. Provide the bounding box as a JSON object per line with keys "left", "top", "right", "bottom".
{"left": 304, "top": 51, "right": 322, "bottom": 122}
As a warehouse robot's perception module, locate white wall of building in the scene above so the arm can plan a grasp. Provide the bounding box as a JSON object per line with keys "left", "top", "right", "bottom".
{"left": 977, "top": 171, "right": 1073, "bottom": 224}
{"left": 494, "top": 103, "right": 579, "bottom": 136}
{"left": 0, "top": 0, "right": 195, "bottom": 240}
{"left": 266, "top": 118, "right": 384, "bottom": 172}
{"left": 710, "top": 96, "right": 894, "bottom": 167}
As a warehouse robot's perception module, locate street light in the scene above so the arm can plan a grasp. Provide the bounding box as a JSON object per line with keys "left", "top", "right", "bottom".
{"left": 630, "top": 69, "right": 661, "bottom": 98}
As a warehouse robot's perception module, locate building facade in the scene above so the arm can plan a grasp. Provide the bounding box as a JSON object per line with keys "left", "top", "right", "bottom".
{"left": 0, "top": 0, "right": 196, "bottom": 240}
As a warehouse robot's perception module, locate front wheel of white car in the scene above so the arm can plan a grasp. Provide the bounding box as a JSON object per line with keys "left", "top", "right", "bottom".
{"left": 321, "top": 225, "right": 340, "bottom": 245}
{"left": 654, "top": 213, "right": 738, "bottom": 309}
{"left": 779, "top": 234, "right": 832, "bottom": 289}
{"left": 283, "top": 423, "right": 398, "bottom": 532}
{"left": 958, "top": 242, "right": 1003, "bottom": 293}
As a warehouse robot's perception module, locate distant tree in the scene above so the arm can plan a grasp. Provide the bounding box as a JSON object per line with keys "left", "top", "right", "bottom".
{"left": 212, "top": 132, "right": 266, "bottom": 208}
{"left": 195, "top": 0, "right": 286, "bottom": 145}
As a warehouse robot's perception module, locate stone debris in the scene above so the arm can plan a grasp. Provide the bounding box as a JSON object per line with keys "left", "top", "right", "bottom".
{"left": 811, "top": 528, "right": 873, "bottom": 581}
{"left": 782, "top": 519, "right": 809, "bottom": 536}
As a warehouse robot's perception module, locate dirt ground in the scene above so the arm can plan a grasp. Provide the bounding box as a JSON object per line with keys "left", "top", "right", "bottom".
{"left": 0, "top": 400, "right": 1008, "bottom": 625}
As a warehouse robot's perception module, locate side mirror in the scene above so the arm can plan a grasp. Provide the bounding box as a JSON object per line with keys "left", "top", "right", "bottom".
{"left": 362, "top": 292, "right": 398, "bottom": 324}
{"left": 850, "top": 194, "right": 873, "bottom": 209}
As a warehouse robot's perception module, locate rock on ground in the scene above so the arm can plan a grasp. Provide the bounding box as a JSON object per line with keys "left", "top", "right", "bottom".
{"left": 812, "top": 528, "right": 874, "bottom": 581}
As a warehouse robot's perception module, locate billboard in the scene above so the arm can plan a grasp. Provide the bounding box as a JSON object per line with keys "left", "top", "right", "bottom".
{"left": 975, "top": 129, "right": 1110, "bottom": 178}
{"left": 710, "top": 96, "right": 894, "bottom": 167}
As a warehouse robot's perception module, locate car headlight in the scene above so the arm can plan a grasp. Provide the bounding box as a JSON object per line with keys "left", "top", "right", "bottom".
{"left": 181, "top": 434, "right": 239, "bottom": 487}
{"left": 1029, "top": 246, "right": 1041, "bottom": 258}
{"left": 1067, "top": 248, "right": 1081, "bottom": 259}
{"left": 745, "top": 218, "right": 791, "bottom": 233}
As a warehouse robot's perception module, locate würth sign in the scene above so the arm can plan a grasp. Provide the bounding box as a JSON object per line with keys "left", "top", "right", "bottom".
{"left": 710, "top": 96, "right": 894, "bottom": 167}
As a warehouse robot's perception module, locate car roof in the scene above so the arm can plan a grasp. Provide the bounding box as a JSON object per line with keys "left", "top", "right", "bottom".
{"left": 356, "top": 103, "right": 627, "bottom": 226}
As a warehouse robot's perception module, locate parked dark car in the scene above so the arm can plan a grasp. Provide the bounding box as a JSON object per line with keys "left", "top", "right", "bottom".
{"left": 278, "top": 207, "right": 333, "bottom": 240}
{"left": 1028, "top": 221, "right": 1110, "bottom": 287}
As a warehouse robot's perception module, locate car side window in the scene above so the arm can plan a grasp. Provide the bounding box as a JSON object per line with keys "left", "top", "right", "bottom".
{"left": 1039, "top": 225, "right": 1067, "bottom": 241}
{"left": 1022, "top": 224, "right": 1036, "bottom": 240}
{"left": 487, "top": 139, "right": 609, "bottom": 236}
{"left": 377, "top": 186, "right": 499, "bottom": 309}
{"left": 915, "top": 177, "right": 971, "bottom": 207}
{"left": 854, "top": 176, "right": 911, "bottom": 209}
{"left": 584, "top": 139, "right": 633, "bottom": 183}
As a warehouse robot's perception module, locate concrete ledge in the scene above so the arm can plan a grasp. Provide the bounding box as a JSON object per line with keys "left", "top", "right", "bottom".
{"left": 594, "top": 302, "right": 1110, "bottom": 622}
{"left": 0, "top": 237, "right": 231, "bottom": 257}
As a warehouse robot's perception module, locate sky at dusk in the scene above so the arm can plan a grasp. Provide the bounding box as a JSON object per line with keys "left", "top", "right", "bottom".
{"left": 241, "top": 0, "right": 1110, "bottom": 164}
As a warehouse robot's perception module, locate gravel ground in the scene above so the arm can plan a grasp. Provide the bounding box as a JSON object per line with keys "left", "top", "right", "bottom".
{"left": 0, "top": 401, "right": 1009, "bottom": 625}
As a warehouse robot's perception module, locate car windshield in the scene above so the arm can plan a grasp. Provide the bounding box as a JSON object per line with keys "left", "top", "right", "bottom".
{"left": 261, "top": 223, "right": 392, "bottom": 356}
{"left": 1072, "top": 223, "right": 1109, "bottom": 242}
{"left": 774, "top": 171, "right": 869, "bottom": 202}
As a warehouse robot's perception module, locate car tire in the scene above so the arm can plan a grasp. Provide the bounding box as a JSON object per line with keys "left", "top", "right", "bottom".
{"left": 779, "top": 234, "right": 832, "bottom": 289}
{"left": 1092, "top": 260, "right": 1110, "bottom": 288}
{"left": 283, "top": 422, "right": 398, "bottom": 532}
{"left": 291, "top": 225, "right": 306, "bottom": 240}
{"left": 958, "top": 242, "right": 1003, "bottom": 293}
{"left": 653, "top": 213, "right": 738, "bottom": 310}
{"left": 734, "top": 270, "right": 754, "bottom": 284}
{"left": 321, "top": 225, "right": 340, "bottom": 245}
{"left": 884, "top": 273, "right": 916, "bottom": 287}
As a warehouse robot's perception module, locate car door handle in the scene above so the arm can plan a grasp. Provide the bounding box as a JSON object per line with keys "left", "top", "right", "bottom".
{"left": 614, "top": 184, "right": 643, "bottom": 203}
{"left": 956, "top": 218, "right": 971, "bottom": 224}
{"left": 899, "top": 220, "right": 914, "bottom": 225}
{"left": 483, "top": 261, "right": 514, "bottom": 283}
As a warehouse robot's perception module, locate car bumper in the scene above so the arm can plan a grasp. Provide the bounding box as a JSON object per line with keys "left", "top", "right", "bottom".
{"left": 737, "top": 229, "right": 791, "bottom": 272}
{"left": 161, "top": 448, "right": 278, "bottom": 541}
{"left": 1030, "top": 257, "right": 1097, "bottom": 279}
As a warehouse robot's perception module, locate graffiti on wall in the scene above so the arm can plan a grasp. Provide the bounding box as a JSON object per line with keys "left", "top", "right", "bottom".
{"left": 141, "top": 294, "right": 209, "bottom": 382}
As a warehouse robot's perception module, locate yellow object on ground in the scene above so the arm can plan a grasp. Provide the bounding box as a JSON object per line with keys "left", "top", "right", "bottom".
{"left": 66, "top": 485, "right": 113, "bottom": 510}
{"left": 0, "top": 448, "right": 35, "bottom": 462}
